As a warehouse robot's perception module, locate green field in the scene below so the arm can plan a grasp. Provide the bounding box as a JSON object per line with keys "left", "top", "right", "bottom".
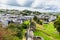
{"left": 34, "top": 30, "right": 52, "bottom": 40}
{"left": 34, "top": 22, "right": 60, "bottom": 40}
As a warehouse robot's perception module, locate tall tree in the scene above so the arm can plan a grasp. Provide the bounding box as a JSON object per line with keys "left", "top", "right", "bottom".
{"left": 54, "top": 16, "right": 60, "bottom": 34}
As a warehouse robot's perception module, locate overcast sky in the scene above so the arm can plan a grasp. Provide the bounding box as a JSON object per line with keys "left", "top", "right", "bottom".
{"left": 0, "top": 0, "right": 60, "bottom": 12}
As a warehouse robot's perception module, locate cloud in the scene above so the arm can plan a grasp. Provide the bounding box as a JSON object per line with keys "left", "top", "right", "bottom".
{"left": 7, "top": 0, "right": 20, "bottom": 6}
{"left": 31, "top": 0, "right": 60, "bottom": 10}
{"left": 16, "top": 0, "right": 34, "bottom": 7}
{"left": 16, "top": 0, "right": 27, "bottom": 6}
{"left": 0, "top": 0, "right": 60, "bottom": 12}
{"left": 31, "top": 0, "right": 45, "bottom": 7}
{"left": 0, "top": 0, "right": 8, "bottom": 4}
{"left": 31, "top": 0, "right": 60, "bottom": 7}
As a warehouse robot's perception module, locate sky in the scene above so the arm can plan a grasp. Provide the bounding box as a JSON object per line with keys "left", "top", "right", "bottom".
{"left": 0, "top": 0, "right": 60, "bottom": 12}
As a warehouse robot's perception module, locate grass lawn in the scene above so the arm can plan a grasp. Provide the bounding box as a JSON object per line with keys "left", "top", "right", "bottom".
{"left": 43, "top": 22, "right": 56, "bottom": 32}
{"left": 43, "top": 22, "right": 60, "bottom": 40}
{"left": 34, "top": 21, "right": 60, "bottom": 40}
{"left": 34, "top": 30, "right": 52, "bottom": 40}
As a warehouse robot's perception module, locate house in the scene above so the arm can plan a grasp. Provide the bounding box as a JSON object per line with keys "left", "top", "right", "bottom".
{"left": 49, "top": 15, "right": 57, "bottom": 22}
{"left": 14, "top": 19, "right": 23, "bottom": 24}
{"left": 37, "top": 14, "right": 57, "bottom": 24}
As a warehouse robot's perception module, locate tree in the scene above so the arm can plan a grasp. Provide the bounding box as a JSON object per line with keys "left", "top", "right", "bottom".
{"left": 15, "top": 25, "right": 23, "bottom": 40}
{"left": 33, "top": 15, "right": 38, "bottom": 21}
{"left": 54, "top": 16, "right": 60, "bottom": 34}
{"left": 33, "top": 11, "right": 41, "bottom": 15}
{"left": 21, "top": 10, "right": 32, "bottom": 16}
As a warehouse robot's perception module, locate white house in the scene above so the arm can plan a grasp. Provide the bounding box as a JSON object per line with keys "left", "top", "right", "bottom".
{"left": 49, "top": 15, "right": 57, "bottom": 22}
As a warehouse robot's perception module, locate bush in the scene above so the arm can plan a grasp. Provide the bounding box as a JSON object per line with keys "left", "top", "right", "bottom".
{"left": 22, "top": 20, "right": 30, "bottom": 29}
{"left": 34, "top": 16, "right": 42, "bottom": 25}
{"left": 7, "top": 23, "right": 23, "bottom": 39}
